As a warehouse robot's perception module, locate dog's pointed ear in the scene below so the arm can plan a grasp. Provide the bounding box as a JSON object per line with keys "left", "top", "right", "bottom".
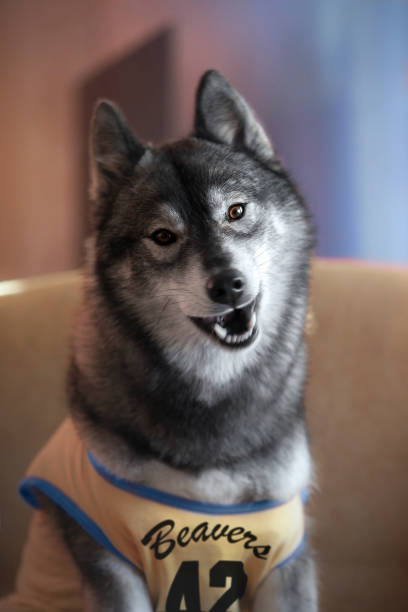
{"left": 194, "top": 70, "right": 274, "bottom": 163}
{"left": 90, "top": 100, "right": 145, "bottom": 202}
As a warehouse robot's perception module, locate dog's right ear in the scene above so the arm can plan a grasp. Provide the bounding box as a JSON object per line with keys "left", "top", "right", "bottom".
{"left": 90, "top": 101, "right": 145, "bottom": 209}
{"left": 194, "top": 70, "right": 274, "bottom": 164}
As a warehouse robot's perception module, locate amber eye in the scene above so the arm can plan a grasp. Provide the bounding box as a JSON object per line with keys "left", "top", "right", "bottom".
{"left": 151, "top": 229, "right": 177, "bottom": 246}
{"left": 228, "top": 203, "right": 246, "bottom": 221}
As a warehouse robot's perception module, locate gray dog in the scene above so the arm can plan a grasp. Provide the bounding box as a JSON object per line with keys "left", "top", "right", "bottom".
{"left": 19, "top": 70, "right": 318, "bottom": 611}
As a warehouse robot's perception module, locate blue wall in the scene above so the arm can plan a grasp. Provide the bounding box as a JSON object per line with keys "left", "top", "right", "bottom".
{"left": 229, "top": 0, "right": 408, "bottom": 263}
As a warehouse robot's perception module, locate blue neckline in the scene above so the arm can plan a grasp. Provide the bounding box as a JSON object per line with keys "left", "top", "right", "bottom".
{"left": 87, "top": 451, "right": 309, "bottom": 515}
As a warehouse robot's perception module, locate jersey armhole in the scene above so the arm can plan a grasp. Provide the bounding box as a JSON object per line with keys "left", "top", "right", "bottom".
{"left": 19, "top": 476, "right": 143, "bottom": 572}
{"left": 273, "top": 533, "right": 307, "bottom": 571}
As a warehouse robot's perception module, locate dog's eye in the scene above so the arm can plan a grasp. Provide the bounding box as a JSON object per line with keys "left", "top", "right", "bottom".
{"left": 151, "top": 229, "right": 177, "bottom": 246}
{"left": 228, "top": 203, "right": 246, "bottom": 221}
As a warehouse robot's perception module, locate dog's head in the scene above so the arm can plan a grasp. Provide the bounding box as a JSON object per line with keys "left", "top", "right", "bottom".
{"left": 88, "top": 71, "right": 314, "bottom": 379}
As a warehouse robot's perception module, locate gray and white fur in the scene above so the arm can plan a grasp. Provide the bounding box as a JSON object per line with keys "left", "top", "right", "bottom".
{"left": 52, "top": 70, "right": 318, "bottom": 611}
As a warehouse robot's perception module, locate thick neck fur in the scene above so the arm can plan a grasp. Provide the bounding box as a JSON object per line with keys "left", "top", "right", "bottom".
{"left": 69, "top": 270, "right": 309, "bottom": 487}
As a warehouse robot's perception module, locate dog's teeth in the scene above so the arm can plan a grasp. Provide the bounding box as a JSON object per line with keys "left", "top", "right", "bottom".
{"left": 214, "top": 323, "right": 227, "bottom": 340}
{"left": 248, "top": 312, "right": 257, "bottom": 330}
{"left": 225, "top": 335, "right": 232, "bottom": 344}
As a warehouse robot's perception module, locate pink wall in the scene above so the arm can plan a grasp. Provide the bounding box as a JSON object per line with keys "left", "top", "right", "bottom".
{"left": 0, "top": 0, "right": 265, "bottom": 280}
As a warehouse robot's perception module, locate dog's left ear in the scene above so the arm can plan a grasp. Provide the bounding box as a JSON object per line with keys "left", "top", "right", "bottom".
{"left": 194, "top": 70, "right": 274, "bottom": 163}
{"left": 90, "top": 100, "right": 145, "bottom": 204}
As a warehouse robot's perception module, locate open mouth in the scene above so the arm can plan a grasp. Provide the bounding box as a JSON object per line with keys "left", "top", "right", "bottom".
{"left": 190, "top": 297, "right": 259, "bottom": 349}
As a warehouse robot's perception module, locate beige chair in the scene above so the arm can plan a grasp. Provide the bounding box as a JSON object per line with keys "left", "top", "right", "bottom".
{"left": 1, "top": 260, "right": 407, "bottom": 611}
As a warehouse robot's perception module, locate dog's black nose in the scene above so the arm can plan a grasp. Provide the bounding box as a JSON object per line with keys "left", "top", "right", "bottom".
{"left": 207, "top": 269, "right": 246, "bottom": 306}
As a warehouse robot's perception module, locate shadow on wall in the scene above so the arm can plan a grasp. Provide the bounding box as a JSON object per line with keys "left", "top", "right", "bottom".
{"left": 77, "top": 29, "right": 177, "bottom": 248}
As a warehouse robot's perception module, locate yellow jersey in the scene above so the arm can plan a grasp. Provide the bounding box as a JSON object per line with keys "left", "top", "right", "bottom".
{"left": 20, "top": 418, "right": 307, "bottom": 612}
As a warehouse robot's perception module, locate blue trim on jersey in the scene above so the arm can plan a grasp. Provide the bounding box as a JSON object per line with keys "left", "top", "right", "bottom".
{"left": 87, "top": 451, "right": 309, "bottom": 516}
{"left": 274, "top": 534, "right": 307, "bottom": 570}
{"left": 19, "top": 477, "right": 137, "bottom": 569}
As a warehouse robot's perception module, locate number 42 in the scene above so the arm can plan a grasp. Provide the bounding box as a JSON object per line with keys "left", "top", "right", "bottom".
{"left": 164, "top": 560, "right": 248, "bottom": 612}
